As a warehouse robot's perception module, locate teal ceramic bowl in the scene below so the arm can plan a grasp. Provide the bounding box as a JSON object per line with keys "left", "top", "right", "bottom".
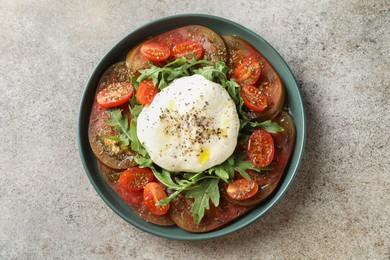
{"left": 78, "top": 14, "right": 305, "bottom": 240}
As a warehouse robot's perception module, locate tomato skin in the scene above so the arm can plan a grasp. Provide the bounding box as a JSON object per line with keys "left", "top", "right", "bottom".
{"left": 96, "top": 82, "right": 133, "bottom": 108}
{"left": 140, "top": 43, "right": 170, "bottom": 62}
{"left": 119, "top": 167, "right": 154, "bottom": 192}
{"left": 136, "top": 79, "right": 158, "bottom": 105}
{"left": 227, "top": 179, "right": 259, "bottom": 200}
{"left": 172, "top": 41, "right": 204, "bottom": 60}
{"left": 143, "top": 182, "right": 170, "bottom": 216}
{"left": 248, "top": 129, "right": 275, "bottom": 168}
{"left": 241, "top": 85, "right": 268, "bottom": 112}
{"left": 233, "top": 59, "right": 261, "bottom": 86}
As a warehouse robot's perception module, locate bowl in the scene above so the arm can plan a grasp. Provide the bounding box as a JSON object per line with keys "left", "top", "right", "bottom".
{"left": 78, "top": 14, "right": 306, "bottom": 240}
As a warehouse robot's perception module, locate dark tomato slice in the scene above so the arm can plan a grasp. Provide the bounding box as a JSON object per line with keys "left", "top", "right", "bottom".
{"left": 223, "top": 35, "right": 285, "bottom": 121}
{"left": 226, "top": 179, "right": 259, "bottom": 200}
{"left": 172, "top": 41, "right": 204, "bottom": 60}
{"left": 233, "top": 59, "right": 261, "bottom": 86}
{"left": 169, "top": 195, "right": 251, "bottom": 233}
{"left": 241, "top": 85, "right": 268, "bottom": 112}
{"left": 143, "top": 182, "right": 170, "bottom": 216}
{"left": 223, "top": 111, "right": 296, "bottom": 207}
{"left": 97, "top": 163, "right": 174, "bottom": 226}
{"left": 126, "top": 25, "right": 227, "bottom": 75}
{"left": 136, "top": 79, "right": 158, "bottom": 105}
{"left": 140, "top": 43, "right": 170, "bottom": 62}
{"left": 248, "top": 129, "right": 275, "bottom": 168}
{"left": 119, "top": 167, "right": 154, "bottom": 192}
{"left": 88, "top": 63, "right": 137, "bottom": 171}
{"left": 96, "top": 82, "right": 133, "bottom": 108}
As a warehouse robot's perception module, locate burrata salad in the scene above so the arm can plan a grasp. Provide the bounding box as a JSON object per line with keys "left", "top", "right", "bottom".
{"left": 88, "top": 25, "right": 295, "bottom": 232}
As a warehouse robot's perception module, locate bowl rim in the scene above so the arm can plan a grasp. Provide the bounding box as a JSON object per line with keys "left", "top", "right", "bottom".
{"left": 78, "top": 13, "right": 306, "bottom": 240}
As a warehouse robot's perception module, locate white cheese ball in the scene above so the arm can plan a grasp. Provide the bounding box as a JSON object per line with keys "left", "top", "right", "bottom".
{"left": 137, "top": 74, "right": 239, "bottom": 172}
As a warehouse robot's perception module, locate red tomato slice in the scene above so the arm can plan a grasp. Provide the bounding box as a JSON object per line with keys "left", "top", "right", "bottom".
{"left": 172, "top": 41, "right": 204, "bottom": 60}
{"left": 143, "top": 182, "right": 170, "bottom": 216}
{"left": 241, "top": 85, "right": 268, "bottom": 112}
{"left": 140, "top": 43, "right": 170, "bottom": 62}
{"left": 233, "top": 59, "right": 261, "bottom": 86}
{"left": 96, "top": 82, "right": 133, "bottom": 108}
{"left": 226, "top": 179, "right": 259, "bottom": 200}
{"left": 136, "top": 79, "right": 158, "bottom": 105}
{"left": 119, "top": 167, "right": 154, "bottom": 192}
{"left": 248, "top": 129, "right": 275, "bottom": 168}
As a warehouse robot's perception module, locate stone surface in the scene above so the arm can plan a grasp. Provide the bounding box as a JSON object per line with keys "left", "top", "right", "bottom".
{"left": 1, "top": 1, "right": 389, "bottom": 259}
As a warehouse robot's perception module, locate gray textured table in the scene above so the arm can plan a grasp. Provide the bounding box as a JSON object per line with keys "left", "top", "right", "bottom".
{"left": 1, "top": 1, "right": 389, "bottom": 259}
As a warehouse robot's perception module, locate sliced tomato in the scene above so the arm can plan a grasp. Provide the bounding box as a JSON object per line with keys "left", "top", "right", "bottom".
{"left": 226, "top": 179, "right": 259, "bottom": 200}
{"left": 169, "top": 195, "right": 251, "bottom": 233}
{"left": 143, "top": 182, "right": 170, "bottom": 216}
{"left": 119, "top": 167, "right": 154, "bottom": 192}
{"left": 223, "top": 35, "right": 285, "bottom": 121}
{"left": 140, "top": 43, "right": 170, "bottom": 62}
{"left": 233, "top": 59, "right": 261, "bottom": 86}
{"left": 97, "top": 163, "right": 174, "bottom": 225}
{"left": 241, "top": 85, "right": 268, "bottom": 112}
{"left": 136, "top": 79, "right": 158, "bottom": 105}
{"left": 223, "top": 111, "right": 296, "bottom": 207}
{"left": 172, "top": 41, "right": 204, "bottom": 60}
{"left": 88, "top": 63, "right": 137, "bottom": 171}
{"left": 248, "top": 129, "right": 275, "bottom": 168}
{"left": 96, "top": 82, "right": 133, "bottom": 108}
{"left": 126, "top": 25, "right": 227, "bottom": 74}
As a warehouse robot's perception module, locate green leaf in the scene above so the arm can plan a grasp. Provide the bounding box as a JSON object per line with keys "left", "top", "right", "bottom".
{"left": 248, "top": 120, "right": 284, "bottom": 133}
{"left": 151, "top": 167, "right": 178, "bottom": 190}
{"left": 137, "top": 64, "right": 161, "bottom": 83}
{"left": 134, "top": 156, "right": 153, "bottom": 168}
{"left": 224, "top": 79, "right": 241, "bottom": 105}
{"left": 129, "top": 120, "right": 147, "bottom": 156}
{"left": 105, "top": 109, "right": 132, "bottom": 143}
{"left": 185, "top": 179, "right": 220, "bottom": 224}
{"left": 209, "top": 165, "right": 230, "bottom": 182}
{"left": 104, "top": 108, "right": 148, "bottom": 157}
{"left": 232, "top": 160, "right": 261, "bottom": 180}
{"left": 130, "top": 105, "right": 143, "bottom": 119}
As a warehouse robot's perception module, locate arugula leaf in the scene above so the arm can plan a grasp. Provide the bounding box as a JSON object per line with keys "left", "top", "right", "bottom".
{"left": 104, "top": 108, "right": 147, "bottom": 156}
{"left": 129, "top": 119, "right": 147, "bottom": 156}
{"left": 130, "top": 104, "right": 143, "bottom": 119}
{"left": 151, "top": 167, "right": 180, "bottom": 190}
{"left": 207, "top": 157, "right": 234, "bottom": 183}
{"left": 105, "top": 109, "right": 132, "bottom": 146}
{"left": 136, "top": 57, "right": 213, "bottom": 90}
{"left": 185, "top": 178, "right": 220, "bottom": 224}
{"left": 232, "top": 160, "right": 261, "bottom": 180}
{"left": 242, "top": 119, "right": 285, "bottom": 133}
{"left": 134, "top": 156, "right": 153, "bottom": 168}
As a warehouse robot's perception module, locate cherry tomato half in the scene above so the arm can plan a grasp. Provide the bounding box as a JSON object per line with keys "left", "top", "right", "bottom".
{"left": 226, "top": 179, "right": 259, "bottom": 200}
{"left": 119, "top": 167, "right": 154, "bottom": 192}
{"left": 96, "top": 82, "right": 133, "bottom": 108}
{"left": 140, "top": 43, "right": 171, "bottom": 62}
{"left": 172, "top": 41, "right": 204, "bottom": 60}
{"left": 241, "top": 85, "right": 268, "bottom": 112}
{"left": 248, "top": 129, "right": 275, "bottom": 168}
{"left": 233, "top": 59, "right": 261, "bottom": 86}
{"left": 136, "top": 79, "right": 158, "bottom": 105}
{"left": 143, "top": 182, "right": 170, "bottom": 216}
